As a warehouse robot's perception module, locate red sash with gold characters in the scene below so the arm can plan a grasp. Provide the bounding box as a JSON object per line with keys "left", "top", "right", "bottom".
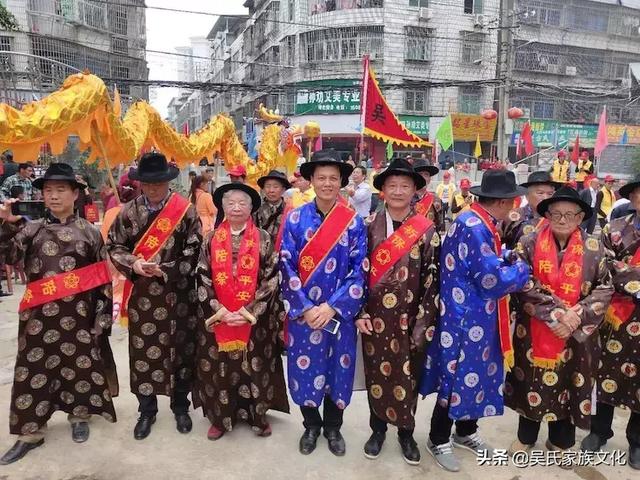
{"left": 20, "top": 261, "right": 111, "bottom": 312}
{"left": 121, "top": 193, "right": 191, "bottom": 325}
{"left": 210, "top": 220, "right": 260, "bottom": 352}
{"left": 298, "top": 203, "right": 356, "bottom": 286}
{"left": 414, "top": 192, "right": 435, "bottom": 218}
{"left": 369, "top": 214, "right": 433, "bottom": 287}
{"left": 531, "top": 224, "right": 584, "bottom": 368}
{"left": 470, "top": 203, "right": 515, "bottom": 370}
{"left": 605, "top": 245, "right": 640, "bottom": 330}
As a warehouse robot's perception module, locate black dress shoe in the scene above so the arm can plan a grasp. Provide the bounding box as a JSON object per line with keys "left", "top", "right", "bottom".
{"left": 580, "top": 433, "right": 607, "bottom": 451}
{"left": 630, "top": 445, "right": 640, "bottom": 470}
{"left": 324, "top": 429, "right": 346, "bottom": 457}
{"left": 399, "top": 435, "right": 421, "bottom": 465}
{"left": 133, "top": 415, "right": 156, "bottom": 440}
{"left": 0, "top": 292, "right": 12, "bottom": 297}
{"left": 299, "top": 428, "right": 321, "bottom": 455}
{"left": 175, "top": 413, "right": 192, "bottom": 434}
{"left": 364, "top": 432, "right": 385, "bottom": 459}
{"left": 0, "top": 440, "right": 44, "bottom": 465}
{"left": 71, "top": 422, "right": 90, "bottom": 443}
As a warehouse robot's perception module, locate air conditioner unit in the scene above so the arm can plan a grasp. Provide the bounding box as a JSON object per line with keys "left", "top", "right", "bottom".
{"left": 474, "top": 14, "right": 485, "bottom": 28}
{"left": 418, "top": 7, "right": 434, "bottom": 21}
{"left": 565, "top": 66, "right": 577, "bottom": 76}
{"left": 547, "top": 64, "right": 560, "bottom": 74}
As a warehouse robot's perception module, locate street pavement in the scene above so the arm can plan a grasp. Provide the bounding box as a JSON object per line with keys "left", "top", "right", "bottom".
{"left": 0, "top": 283, "right": 635, "bottom": 480}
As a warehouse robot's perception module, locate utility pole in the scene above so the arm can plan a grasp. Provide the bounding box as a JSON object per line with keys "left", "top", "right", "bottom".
{"left": 496, "top": 0, "right": 514, "bottom": 161}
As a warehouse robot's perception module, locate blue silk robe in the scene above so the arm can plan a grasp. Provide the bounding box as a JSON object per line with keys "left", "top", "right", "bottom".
{"left": 419, "top": 208, "right": 529, "bottom": 420}
{"left": 280, "top": 201, "right": 368, "bottom": 409}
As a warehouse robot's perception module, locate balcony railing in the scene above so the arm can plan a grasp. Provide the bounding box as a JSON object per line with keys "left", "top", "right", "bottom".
{"left": 309, "top": 0, "right": 383, "bottom": 16}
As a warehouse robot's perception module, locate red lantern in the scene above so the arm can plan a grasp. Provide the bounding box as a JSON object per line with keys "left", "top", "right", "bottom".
{"left": 507, "top": 107, "right": 524, "bottom": 119}
{"left": 481, "top": 109, "right": 497, "bottom": 120}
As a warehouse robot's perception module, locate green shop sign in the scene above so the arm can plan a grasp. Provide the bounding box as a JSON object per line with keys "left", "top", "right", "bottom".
{"left": 512, "top": 119, "right": 598, "bottom": 147}
{"left": 294, "top": 79, "right": 361, "bottom": 115}
{"left": 398, "top": 115, "right": 430, "bottom": 137}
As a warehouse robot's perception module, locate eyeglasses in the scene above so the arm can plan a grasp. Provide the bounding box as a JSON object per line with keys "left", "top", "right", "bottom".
{"left": 547, "top": 211, "right": 583, "bottom": 222}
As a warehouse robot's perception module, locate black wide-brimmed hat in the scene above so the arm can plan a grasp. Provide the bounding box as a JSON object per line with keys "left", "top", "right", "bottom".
{"left": 413, "top": 158, "right": 440, "bottom": 176}
{"left": 213, "top": 182, "right": 262, "bottom": 214}
{"left": 469, "top": 170, "right": 527, "bottom": 199}
{"left": 257, "top": 169, "right": 291, "bottom": 190}
{"left": 537, "top": 186, "right": 592, "bottom": 220}
{"left": 129, "top": 152, "right": 179, "bottom": 183}
{"left": 299, "top": 149, "right": 353, "bottom": 188}
{"left": 619, "top": 174, "right": 640, "bottom": 199}
{"left": 32, "top": 163, "right": 83, "bottom": 190}
{"left": 521, "top": 170, "right": 562, "bottom": 189}
{"left": 373, "top": 157, "right": 426, "bottom": 190}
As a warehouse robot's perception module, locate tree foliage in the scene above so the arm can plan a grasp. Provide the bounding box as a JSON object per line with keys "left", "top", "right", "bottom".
{"left": 0, "top": 4, "right": 19, "bottom": 31}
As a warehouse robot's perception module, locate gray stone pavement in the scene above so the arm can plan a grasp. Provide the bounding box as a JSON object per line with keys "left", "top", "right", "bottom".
{"left": 0, "top": 283, "right": 635, "bottom": 480}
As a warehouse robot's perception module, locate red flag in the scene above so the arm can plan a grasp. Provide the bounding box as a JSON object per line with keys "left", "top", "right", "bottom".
{"left": 519, "top": 121, "right": 534, "bottom": 156}
{"left": 571, "top": 134, "right": 580, "bottom": 164}
{"left": 361, "top": 56, "right": 430, "bottom": 147}
{"left": 595, "top": 106, "right": 608, "bottom": 158}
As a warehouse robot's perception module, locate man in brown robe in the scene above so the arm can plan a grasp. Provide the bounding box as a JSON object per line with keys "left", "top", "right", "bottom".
{"left": 356, "top": 158, "right": 439, "bottom": 466}
{"left": 581, "top": 174, "right": 640, "bottom": 470}
{"left": 501, "top": 171, "right": 558, "bottom": 250}
{"left": 107, "top": 152, "right": 202, "bottom": 440}
{"left": 194, "top": 183, "right": 288, "bottom": 440}
{"left": 506, "top": 186, "right": 612, "bottom": 463}
{"left": 0, "top": 163, "right": 117, "bottom": 465}
{"left": 411, "top": 158, "right": 441, "bottom": 230}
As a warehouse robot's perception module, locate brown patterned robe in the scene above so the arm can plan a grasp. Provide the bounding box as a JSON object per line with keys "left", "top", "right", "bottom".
{"left": 193, "top": 227, "right": 289, "bottom": 432}
{"left": 107, "top": 195, "right": 202, "bottom": 397}
{"left": 505, "top": 230, "right": 613, "bottom": 429}
{"left": 598, "top": 215, "right": 640, "bottom": 413}
{"left": 501, "top": 204, "right": 543, "bottom": 250}
{"left": 360, "top": 210, "right": 440, "bottom": 430}
{"left": 0, "top": 215, "right": 117, "bottom": 435}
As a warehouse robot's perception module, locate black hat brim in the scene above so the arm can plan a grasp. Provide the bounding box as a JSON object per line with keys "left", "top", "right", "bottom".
{"left": 537, "top": 195, "right": 593, "bottom": 220}
{"left": 299, "top": 161, "right": 353, "bottom": 188}
{"left": 619, "top": 181, "right": 640, "bottom": 199}
{"left": 257, "top": 175, "right": 291, "bottom": 190}
{"left": 469, "top": 185, "right": 527, "bottom": 199}
{"left": 129, "top": 165, "right": 180, "bottom": 183}
{"left": 520, "top": 180, "right": 562, "bottom": 189}
{"left": 373, "top": 168, "right": 426, "bottom": 191}
{"left": 414, "top": 165, "right": 440, "bottom": 176}
{"left": 213, "top": 183, "right": 262, "bottom": 214}
{"left": 32, "top": 176, "right": 83, "bottom": 190}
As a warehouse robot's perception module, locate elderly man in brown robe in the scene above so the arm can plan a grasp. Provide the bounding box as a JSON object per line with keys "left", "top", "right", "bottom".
{"left": 107, "top": 152, "right": 202, "bottom": 440}
{"left": 194, "top": 183, "right": 289, "bottom": 440}
{"left": 580, "top": 174, "right": 640, "bottom": 470}
{"left": 0, "top": 163, "right": 117, "bottom": 465}
{"left": 505, "top": 186, "right": 612, "bottom": 464}
{"left": 356, "top": 158, "right": 439, "bottom": 466}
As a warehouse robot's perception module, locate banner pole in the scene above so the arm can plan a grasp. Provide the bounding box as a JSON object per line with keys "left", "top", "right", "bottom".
{"left": 92, "top": 123, "right": 121, "bottom": 204}
{"left": 359, "top": 55, "right": 370, "bottom": 165}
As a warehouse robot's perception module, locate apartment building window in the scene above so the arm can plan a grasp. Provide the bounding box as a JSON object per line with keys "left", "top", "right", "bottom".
{"left": 0, "top": 36, "right": 13, "bottom": 69}
{"left": 610, "top": 63, "right": 629, "bottom": 80}
{"left": 522, "top": 2, "right": 561, "bottom": 27}
{"left": 289, "top": 0, "right": 295, "bottom": 21}
{"left": 409, "top": 0, "right": 429, "bottom": 6}
{"left": 608, "top": 13, "right": 640, "bottom": 38}
{"left": 514, "top": 43, "right": 560, "bottom": 73}
{"left": 572, "top": 49, "right": 605, "bottom": 78}
{"left": 111, "top": 37, "right": 128, "bottom": 55}
{"left": 464, "top": 0, "right": 482, "bottom": 14}
{"left": 460, "top": 32, "right": 484, "bottom": 64}
{"left": 110, "top": 7, "right": 128, "bottom": 36}
{"left": 532, "top": 100, "right": 554, "bottom": 120}
{"left": 282, "top": 36, "right": 296, "bottom": 66}
{"left": 310, "top": 0, "right": 383, "bottom": 15}
{"left": 459, "top": 88, "right": 480, "bottom": 114}
{"left": 566, "top": 6, "right": 608, "bottom": 33}
{"left": 405, "top": 89, "right": 427, "bottom": 114}
{"left": 405, "top": 27, "right": 433, "bottom": 62}
{"left": 300, "top": 26, "right": 384, "bottom": 63}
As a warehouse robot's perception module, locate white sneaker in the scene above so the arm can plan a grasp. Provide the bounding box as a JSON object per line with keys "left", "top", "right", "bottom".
{"left": 452, "top": 432, "right": 494, "bottom": 455}
{"left": 427, "top": 439, "right": 461, "bottom": 472}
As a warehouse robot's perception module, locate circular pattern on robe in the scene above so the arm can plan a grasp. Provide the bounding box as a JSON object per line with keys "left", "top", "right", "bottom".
{"left": 403, "top": 361, "right": 411, "bottom": 376}
{"left": 409, "top": 245, "right": 420, "bottom": 260}
{"left": 372, "top": 318, "right": 385, "bottom": 334}
{"left": 296, "top": 355, "right": 311, "bottom": 370}
{"left": 49, "top": 379, "right": 61, "bottom": 393}
{"left": 29, "top": 257, "right": 43, "bottom": 274}
{"left": 385, "top": 407, "right": 397, "bottom": 422}
{"left": 75, "top": 380, "right": 91, "bottom": 393}
{"left": 349, "top": 284, "right": 363, "bottom": 299}
{"left": 601, "top": 379, "right": 618, "bottom": 393}
{"left": 26, "top": 319, "right": 44, "bottom": 336}
{"left": 445, "top": 253, "right": 456, "bottom": 271}
{"left": 543, "top": 371, "right": 559, "bottom": 386}
{"left": 148, "top": 281, "right": 164, "bottom": 296}
{"left": 393, "top": 386, "right": 406, "bottom": 401}
{"left": 153, "top": 308, "right": 169, "bottom": 321}
{"left": 364, "top": 341, "right": 375, "bottom": 357}
{"left": 41, "top": 330, "right": 62, "bottom": 346}
{"left": 42, "top": 302, "right": 60, "bottom": 317}
{"left": 451, "top": 288, "right": 465, "bottom": 304}
{"left": 60, "top": 391, "right": 75, "bottom": 404}
{"left": 558, "top": 390, "right": 569, "bottom": 404}
{"left": 475, "top": 390, "right": 485, "bottom": 404}
{"left": 61, "top": 367, "right": 76, "bottom": 381}
{"left": 606, "top": 340, "right": 623, "bottom": 354}
{"left": 627, "top": 322, "right": 640, "bottom": 337}
{"left": 309, "top": 330, "right": 323, "bottom": 345}
{"left": 288, "top": 277, "right": 302, "bottom": 291}
{"left": 579, "top": 399, "right": 592, "bottom": 415}
{"left": 465, "top": 216, "right": 481, "bottom": 227}
{"left": 527, "top": 392, "right": 542, "bottom": 407}
{"left": 487, "top": 362, "right": 498, "bottom": 376}
{"left": 60, "top": 342, "right": 77, "bottom": 356}
{"left": 35, "top": 400, "right": 51, "bottom": 417}
{"left": 586, "top": 238, "right": 599, "bottom": 251}
{"left": 621, "top": 363, "right": 637, "bottom": 377}
{"left": 325, "top": 257, "right": 337, "bottom": 274}
{"left": 573, "top": 372, "right": 585, "bottom": 387}
{"left": 468, "top": 326, "right": 484, "bottom": 342}
{"left": 76, "top": 355, "right": 92, "bottom": 369}
{"left": 76, "top": 301, "right": 88, "bottom": 317}
{"left": 457, "top": 242, "right": 469, "bottom": 260}
{"left": 139, "top": 383, "right": 153, "bottom": 395}
{"left": 137, "top": 297, "right": 152, "bottom": 311}
{"left": 42, "top": 240, "right": 59, "bottom": 256}
{"left": 131, "top": 336, "right": 145, "bottom": 350}
{"left": 340, "top": 354, "right": 351, "bottom": 369}
{"left": 146, "top": 346, "right": 161, "bottom": 360}
{"left": 58, "top": 256, "right": 76, "bottom": 272}
{"left": 76, "top": 330, "right": 91, "bottom": 344}
{"left": 523, "top": 225, "right": 535, "bottom": 236}
{"left": 251, "top": 357, "right": 264, "bottom": 372}
{"left": 399, "top": 314, "right": 409, "bottom": 331}
{"left": 27, "top": 347, "right": 45, "bottom": 362}
{"left": 481, "top": 274, "right": 498, "bottom": 290}
{"left": 141, "top": 323, "right": 157, "bottom": 336}
{"left": 305, "top": 228, "right": 314, "bottom": 241}
{"left": 382, "top": 293, "right": 397, "bottom": 309}
{"left": 45, "top": 355, "right": 61, "bottom": 370}
{"left": 464, "top": 372, "right": 480, "bottom": 388}
{"left": 484, "top": 300, "right": 496, "bottom": 315}
{"left": 219, "top": 390, "right": 230, "bottom": 405}
{"left": 447, "top": 360, "right": 457, "bottom": 374}
{"left": 405, "top": 290, "right": 414, "bottom": 304}
{"left": 91, "top": 372, "right": 105, "bottom": 385}
{"left": 390, "top": 338, "right": 400, "bottom": 353}
{"left": 450, "top": 392, "right": 461, "bottom": 407}
{"left": 380, "top": 361, "right": 392, "bottom": 377}
{"left": 29, "top": 373, "right": 48, "bottom": 389}
{"left": 440, "top": 331, "right": 454, "bottom": 348}
{"left": 516, "top": 324, "right": 527, "bottom": 339}
{"left": 425, "top": 325, "right": 435, "bottom": 342}
{"left": 14, "top": 366, "right": 29, "bottom": 382}
{"left": 151, "top": 370, "right": 165, "bottom": 383}
{"left": 90, "top": 394, "right": 103, "bottom": 407}
{"left": 307, "top": 286, "right": 323, "bottom": 302}
{"left": 313, "top": 375, "right": 326, "bottom": 390}
{"left": 480, "top": 243, "right": 494, "bottom": 257}
{"left": 158, "top": 333, "right": 170, "bottom": 346}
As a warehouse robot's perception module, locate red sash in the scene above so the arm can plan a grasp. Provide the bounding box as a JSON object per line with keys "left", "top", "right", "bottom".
{"left": 20, "top": 261, "right": 111, "bottom": 312}
{"left": 470, "top": 203, "right": 515, "bottom": 370}
{"left": 275, "top": 203, "right": 293, "bottom": 252}
{"left": 121, "top": 193, "right": 191, "bottom": 325}
{"left": 298, "top": 203, "right": 356, "bottom": 286}
{"left": 531, "top": 225, "right": 584, "bottom": 368}
{"left": 415, "top": 193, "right": 435, "bottom": 218}
{"left": 605, "top": 244, "right": 640, "bottom": 330}
{"left": 210, "top": 220, "right": 260, "bottom": 352}
{"left": 369, "top": 214, "right": 432, "bottom": 287}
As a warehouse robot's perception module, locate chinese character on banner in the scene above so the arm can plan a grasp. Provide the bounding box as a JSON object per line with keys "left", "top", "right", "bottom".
{"left": 316, "top": 91, "right": 324, "bottom": 103}
{"left": 332, "top": 90, "right": 342, "bottom": 102}
{"left": 343, "top": 91, "right": 351, "bottom": 102}
{"left": 324, "top": 91, "right": 332, "bottom": 103}
{"left": 297, "top": 92, "right": 309, "bottom": 105}
{"left": 309, "top": 92, "right": 317, "bottom": 103}
{"left": 371, "top": 104, "right": 386, "bottom": 123}
{"left": 351, "top": 91, "right": 360, "bottom": 103}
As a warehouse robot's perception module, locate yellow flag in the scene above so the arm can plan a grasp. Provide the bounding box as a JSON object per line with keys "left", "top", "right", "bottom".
{"left": 113, "top": 85, "right": 122, "bottom": 117}
{"left": 474, "top": 132, "right": 482, "bottom": 158}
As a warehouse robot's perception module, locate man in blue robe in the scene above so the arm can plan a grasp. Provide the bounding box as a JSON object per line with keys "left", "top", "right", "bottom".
{"left": 280, "top": 149, "right": 368, "bottom": 457}
{"left": 420, "top": 170, "right": 530, "bottom": 472}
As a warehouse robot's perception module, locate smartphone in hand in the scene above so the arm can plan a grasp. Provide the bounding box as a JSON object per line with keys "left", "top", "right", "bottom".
{"left": 322, "top": 318, "right": 341, "bottom": 335}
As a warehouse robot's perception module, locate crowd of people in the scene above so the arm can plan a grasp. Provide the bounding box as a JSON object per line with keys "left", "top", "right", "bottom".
{"left": 0, "top": 148, "right": 638, "bottom": 476}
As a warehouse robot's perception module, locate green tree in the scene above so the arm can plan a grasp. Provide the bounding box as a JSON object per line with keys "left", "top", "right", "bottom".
{"left": 0, "top": 4, "right": 19, "bottom": 31}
